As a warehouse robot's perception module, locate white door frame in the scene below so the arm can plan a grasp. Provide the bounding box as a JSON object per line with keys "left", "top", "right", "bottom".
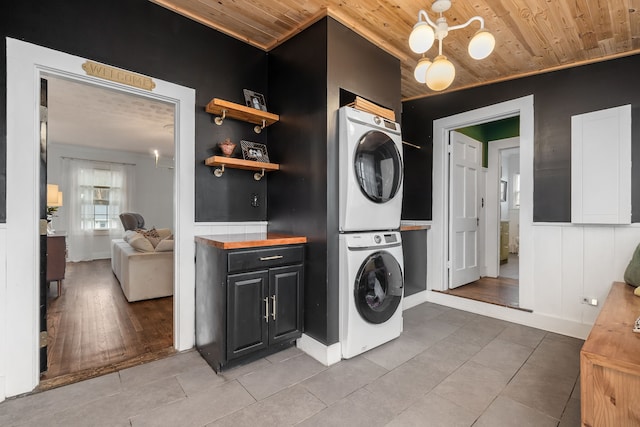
{"left": 486, "top": 138, "right": 520, "bottom": 278}
{"left": 429, "top": 95, "right": 534, "bottom": 310}
{"left": 5, "top": 38, "right": 195, "bottom": 397}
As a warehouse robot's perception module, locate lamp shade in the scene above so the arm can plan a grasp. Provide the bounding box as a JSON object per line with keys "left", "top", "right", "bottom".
{"left": 413, "top": 57, "right": 432, "bottom": 84}
{"left": 468, "top": 29, "right": 495, "bottom": 60}
{"left": 425, "top": 55, "right": 455, "bottom": 91}
{"left": 47, "top": 184, "right": 63, "bottom": 207}
{"left": 47, "top": 184, "right": 59, "bottom": 205}
{"left": 409, "top": 21, "right": 435, "bottom": 54}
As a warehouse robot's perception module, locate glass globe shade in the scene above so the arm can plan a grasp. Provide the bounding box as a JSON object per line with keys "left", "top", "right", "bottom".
{"left": 426, "top": 55, "right": 455, "bottom": 91}
{"left": 468, "top": 29, "right": 495, "bottom": 60}
{"left": 413, "top": 57, "right": 432, "bottom": 84}
{"left": 409, "top": 22, "right": 435, "bottom": 54}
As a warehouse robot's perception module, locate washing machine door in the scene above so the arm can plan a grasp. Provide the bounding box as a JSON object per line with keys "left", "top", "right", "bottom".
{"left": 354, "top": 130, "right": 403, "bottom": 204}
{"left": 354, "top": 251, "right": 403, "bottom": 324}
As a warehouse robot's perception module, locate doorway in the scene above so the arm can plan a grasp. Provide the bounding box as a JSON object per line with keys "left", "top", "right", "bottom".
{"left": 40, "top": 74, "right": 177, "bottom": 387}
{"left": 5, "top": 38, "right": 196, "bottom": 397}
{"left": 442, "top": 127, "right": 521, "bottom": 308}
{"left": 428, "top": 95, "right": 534, "bottom": 312}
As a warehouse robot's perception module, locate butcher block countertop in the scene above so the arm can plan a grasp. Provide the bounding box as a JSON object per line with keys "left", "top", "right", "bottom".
{"left": 400, "top": 224, "right": 431, "bottom": 231}
{"left": 195, "top": 232, "right": 307, "bottom": 250}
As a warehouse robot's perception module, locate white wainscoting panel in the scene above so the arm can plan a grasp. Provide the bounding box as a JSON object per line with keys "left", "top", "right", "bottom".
{"left": 193, "top": 222, "right": 268, "bottom": 236}
{"left": 532, "top": 226, "right": 563, "bottom": 317}
{"left": 582, "top": 227, "right": 616, "bottom": 324}
{"left": 532, "top": 224, "right": 640, "bottom": 328}
{"left": 560, "top": 225, "right": 584, "bottom": 323}
{"left": 613, "top": 227, "right": 640, "bottom": 281}
{"left": 0, "top": 226, "right": 6, "bottom": 403}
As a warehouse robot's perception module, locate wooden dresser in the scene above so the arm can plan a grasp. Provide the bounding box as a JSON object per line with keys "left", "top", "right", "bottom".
{"left": 580, "top": 282, "right": 640, "bottom": 426}
{"left": 47, "top": 233, "right": 67, "bottom": 296}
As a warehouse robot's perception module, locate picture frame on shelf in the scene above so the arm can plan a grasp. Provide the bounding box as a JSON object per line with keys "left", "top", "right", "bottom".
{"left": 241, "top": 140, "right": 270, "bottom": 163}
{"left": 243, "top": 89, "right": 267, "bottom": 111}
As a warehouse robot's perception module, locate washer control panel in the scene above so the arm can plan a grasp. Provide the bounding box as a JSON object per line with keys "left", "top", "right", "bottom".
{"left": 344, "top": 231, "right": 401, "bottom": 249}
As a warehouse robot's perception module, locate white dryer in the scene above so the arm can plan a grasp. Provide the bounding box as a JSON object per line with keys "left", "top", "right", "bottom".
{"left": 338, "top": 106, "right": 404, "bottom": 232}
{"left": 339, "top": 231, "right": 404, "bottom": 359}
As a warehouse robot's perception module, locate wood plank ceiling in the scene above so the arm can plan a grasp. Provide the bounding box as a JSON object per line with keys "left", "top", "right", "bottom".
{"left": 150, "top": 0, "right": 640, "bottom": 100}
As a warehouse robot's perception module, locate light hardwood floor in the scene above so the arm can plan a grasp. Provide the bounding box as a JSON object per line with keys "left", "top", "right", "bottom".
{"left": 41, "top": 259, "right": 174, "bottom": 390}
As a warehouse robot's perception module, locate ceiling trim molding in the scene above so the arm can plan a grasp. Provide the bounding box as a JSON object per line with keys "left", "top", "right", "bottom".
{"left": 404, "top": 49, "right": 640, "bottom": 102}
{"left": 149, "top": 0, "right": 272, "bottom": 50}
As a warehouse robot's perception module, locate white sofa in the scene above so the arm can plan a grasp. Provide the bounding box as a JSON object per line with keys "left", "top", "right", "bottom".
{"left": 111, "top": 239, "right": 174, "bottom": 302}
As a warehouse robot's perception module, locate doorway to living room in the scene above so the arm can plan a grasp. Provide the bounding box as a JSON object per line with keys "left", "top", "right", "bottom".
{"left": 5, "top": 38, "right": 196, "bottom": 397}
{"left": 40, "top": 74, "right": 176, "bottom": 388}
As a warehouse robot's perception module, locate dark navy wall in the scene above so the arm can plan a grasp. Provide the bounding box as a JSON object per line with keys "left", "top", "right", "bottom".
{"left": 268, "top": 17, "right": 401, "bottom": 346}
{"left": 268, "top": 19, "right": 330, "bottom": 344}
{"left": 402, "top": 54, "right": 640, "bottom": 222}
{"left": 4, "top": 0, "right": 269, "bottom": 222}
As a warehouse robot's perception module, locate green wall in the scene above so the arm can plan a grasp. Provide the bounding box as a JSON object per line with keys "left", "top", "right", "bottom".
{"left": 457, "top": 116, "right": 520, "bottom": 167}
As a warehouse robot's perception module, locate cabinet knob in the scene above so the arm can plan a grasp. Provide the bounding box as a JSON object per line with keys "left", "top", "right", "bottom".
{"left": 263, "top": 297, "right": 269, "bottom": 322}
{"left": 271, "top": 295, "right": 277, "bottom": 320}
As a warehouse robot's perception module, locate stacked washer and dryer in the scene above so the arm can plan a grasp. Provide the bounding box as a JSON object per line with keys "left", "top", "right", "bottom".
{"left": 338, "top": 105, "right": 405, "bottom": 359}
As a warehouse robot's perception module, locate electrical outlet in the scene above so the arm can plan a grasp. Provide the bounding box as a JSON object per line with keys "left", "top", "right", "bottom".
{"left": 581, "top": 297, "right": 598, "bottom": 306}
{"left": 251, "top": 193, "right": 259, "bottom": 207}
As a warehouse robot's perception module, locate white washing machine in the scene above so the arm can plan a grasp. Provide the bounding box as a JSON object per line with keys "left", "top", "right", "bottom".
{"left": 339, "top": 230, "right": 404, "bottom": 359}
{"left": 338, "top": 106, "right": 404, "bottom": 232}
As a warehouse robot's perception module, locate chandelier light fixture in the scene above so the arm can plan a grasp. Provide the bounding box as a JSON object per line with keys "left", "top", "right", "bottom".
{"left": 409, "top": 0, "right": 495, "bottom": 91}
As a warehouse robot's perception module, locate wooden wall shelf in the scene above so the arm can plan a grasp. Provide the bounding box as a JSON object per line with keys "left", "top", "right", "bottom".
{"left": 206, "top": 98, "right": 279, "bottom": 127}
{"left": 205, "top": 155, "right": 279, "bottom": 180}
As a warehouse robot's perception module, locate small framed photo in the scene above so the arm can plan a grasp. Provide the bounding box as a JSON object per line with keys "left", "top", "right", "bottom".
{"left": 243, "top": 89, "right": 267, "bottom": 111}
{"left": 241, "top": 140, "right": 270, "bottom": 163}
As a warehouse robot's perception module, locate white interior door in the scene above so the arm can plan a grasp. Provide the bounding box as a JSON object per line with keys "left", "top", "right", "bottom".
{"left": 449, "top": 131, "right": 481, "bottom": 288}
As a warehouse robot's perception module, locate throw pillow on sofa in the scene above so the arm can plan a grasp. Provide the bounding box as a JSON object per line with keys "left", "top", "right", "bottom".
{"left": 137, "top": 227, "right": 162, "bottom": 247}
{"left": 155, "top": 237, "right": 174, "bottom": 252}
{"left": 127, "top": 233, "right": 155, "bottom": 252}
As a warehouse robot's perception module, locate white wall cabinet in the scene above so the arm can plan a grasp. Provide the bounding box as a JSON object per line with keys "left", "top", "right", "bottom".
{"left": 571, "top": 104, "right": 631, "bottom": 224}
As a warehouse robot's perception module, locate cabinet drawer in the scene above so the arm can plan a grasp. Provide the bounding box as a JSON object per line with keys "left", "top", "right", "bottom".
{"left": 228, "top": 245, "right": 304, "bottom": 273}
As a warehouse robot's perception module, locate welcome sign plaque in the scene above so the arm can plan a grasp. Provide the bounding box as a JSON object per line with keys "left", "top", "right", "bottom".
{"left": 82, "top": 61, "right": 156, "bottom": 91}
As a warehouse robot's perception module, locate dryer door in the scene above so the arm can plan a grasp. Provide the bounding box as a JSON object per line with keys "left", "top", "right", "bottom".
{"left": 354, "top": 130, "right": 403, "bottom": 204}
{"left": 354, "top": 251, "right": 403, "bottom": 324}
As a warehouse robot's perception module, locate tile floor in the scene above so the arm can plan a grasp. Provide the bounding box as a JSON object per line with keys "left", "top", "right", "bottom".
{"left": 0, "top": 302, "right": 582, "bottom": 426}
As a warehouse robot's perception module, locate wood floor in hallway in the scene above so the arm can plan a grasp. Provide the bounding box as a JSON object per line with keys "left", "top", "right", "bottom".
{"left": 439, "top": 276, "right": 524, "bottom": 310}
{"left": 436, "top": 254, "right": 526, "bottom": 310}
{"left": 41, "top": 259, "right": 174, "bottom": 390}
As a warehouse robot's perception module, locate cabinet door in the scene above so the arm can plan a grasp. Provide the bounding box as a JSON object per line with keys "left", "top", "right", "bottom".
{"left": 571, "top": 104, "right": 631, "bottom": 224}
{"left": 268, "top": 265, "right": 303, "bottom": 345}
{"left": 227, "top": 271, "right": 269, "bottom": 360}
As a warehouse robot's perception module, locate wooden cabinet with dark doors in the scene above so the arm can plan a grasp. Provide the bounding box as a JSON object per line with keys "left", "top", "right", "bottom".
{"left": 195, "top": 237, "right": 304, "bottom": 372}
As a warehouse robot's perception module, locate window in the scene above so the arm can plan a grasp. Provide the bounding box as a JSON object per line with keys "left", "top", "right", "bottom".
{"left": 79, "top": 167, "right": 125, "bottom": 231}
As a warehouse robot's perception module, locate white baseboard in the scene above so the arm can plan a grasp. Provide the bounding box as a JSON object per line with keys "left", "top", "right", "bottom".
{"left": 296, "top": 334, "right": 341, "bottom": 366}
{"left": 426, "top": 291, "right": 591, "bottom": 340}
{"left": 403, "top": 292, "right": 428, "bottom": 310}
